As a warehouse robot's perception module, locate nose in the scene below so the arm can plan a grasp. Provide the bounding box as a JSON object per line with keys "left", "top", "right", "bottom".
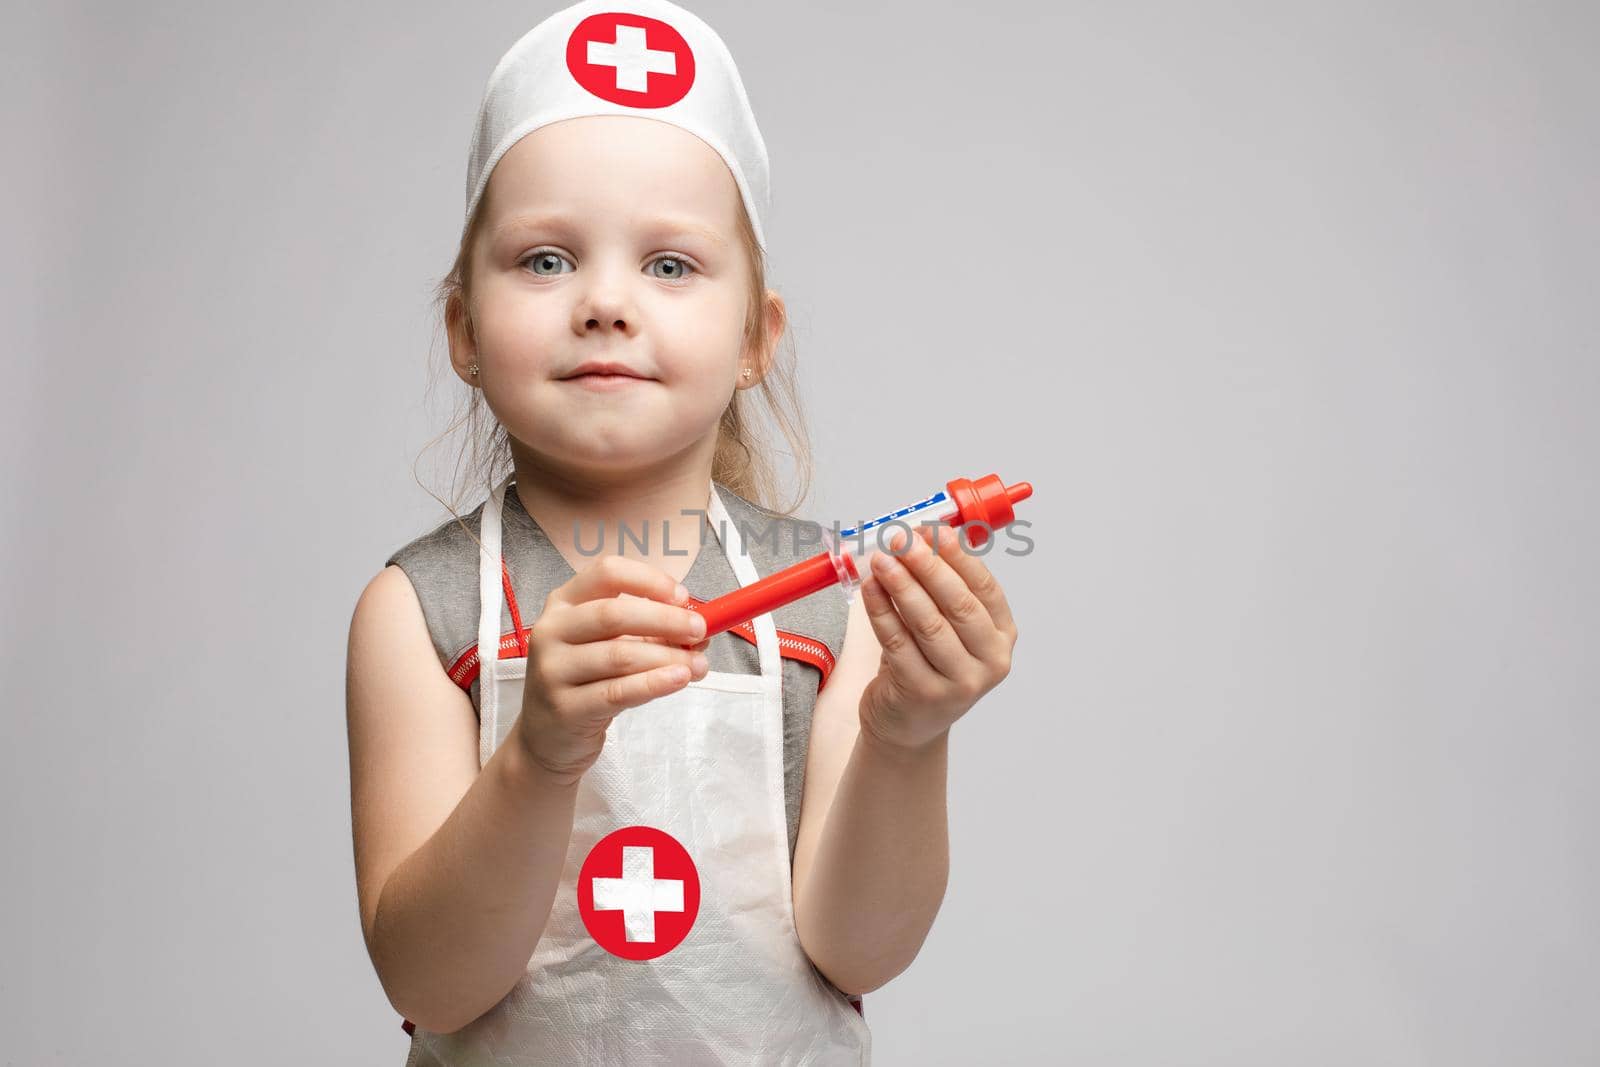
{"left": 572, "top": 258, "right": 636, "bottom": 336}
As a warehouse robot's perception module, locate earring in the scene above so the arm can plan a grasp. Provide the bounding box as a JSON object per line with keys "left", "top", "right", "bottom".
{"left": 470, "top": 363, "right": 480, "bottom": 377}
{"left": 741, "top": 368, "right": 752, "bottom": 378}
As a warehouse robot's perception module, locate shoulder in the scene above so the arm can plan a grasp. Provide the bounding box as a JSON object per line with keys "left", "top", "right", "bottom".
{"left": 379, "top": 500, "right": 490, "bottom": 671}
{"left": 382, "top": 500, "right": 491, "bottom": 616}
{"left": 384, "top": 501, "right": 486, "bottom": 575}
{"left": 349, "top": 562, "right": 426, "bottom": 642}
{"left": 346, "top": 562, "right": 451, "bottom": 705}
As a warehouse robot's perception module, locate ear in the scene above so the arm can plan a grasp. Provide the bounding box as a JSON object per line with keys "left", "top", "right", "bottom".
{"left": 739, "top": 289, "right": 786, "bottom": 389}
{"left": 444, "top": 290, "right": 480, "bottom": 387}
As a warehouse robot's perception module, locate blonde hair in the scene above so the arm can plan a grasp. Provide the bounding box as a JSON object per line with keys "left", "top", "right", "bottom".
{"left": 411, "top": 176, "right": 814, "bottom": 529}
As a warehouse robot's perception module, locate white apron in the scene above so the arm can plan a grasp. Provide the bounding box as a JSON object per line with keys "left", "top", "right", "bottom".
{"left": 406, "top": 474, "right": 872, "bottom": 1065}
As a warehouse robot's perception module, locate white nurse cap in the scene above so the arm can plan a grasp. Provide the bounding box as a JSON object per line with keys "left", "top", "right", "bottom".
{"left": 464, "top": 0, "right": 772, "bottom": 252}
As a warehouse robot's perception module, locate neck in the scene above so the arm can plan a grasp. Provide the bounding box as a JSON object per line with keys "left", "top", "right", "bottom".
{"left": 507, "top": 436, "right": 720, "bottom": 583}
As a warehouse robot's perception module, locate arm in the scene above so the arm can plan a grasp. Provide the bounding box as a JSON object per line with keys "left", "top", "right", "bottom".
{"left": 793, "top": 524, "right": 1018, "bottom": 996}
{"left": 347, "top": 557, "right": 709, "bottom": 1033}
{"left": 791, "top": 592, "right": 951, "bottom": 996}
{"left": 346, "top": 566, "right": 578, "bottom": 1034}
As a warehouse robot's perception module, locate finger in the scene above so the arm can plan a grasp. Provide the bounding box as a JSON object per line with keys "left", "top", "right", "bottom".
{"left": 929, "top": 524, "right": 1018, "bottom": 638}
{"left": 649, "top": 631, "right": 711, "bottom": 652}
{"left": 906, "top": 524, "right": 1013, "bottom": 660}
{"left": 556, "top": 595, "right": 708, "bottom": 647}
{"left": 554, "top": 638, "right": 710, "bottom": 687}
{"left": 869, "top": 534, "right": 972, "bottom": 679}
{"left": 566, "top": 662, "right": 696, "bottom": 719}
{"left": 610, "top": 593, "right": 713, "bottom": 648}
{"left": 859, "top": 570, "right": 935, "bottom": 677}
{"left": 555, "top": 554, "right": 689, "bottom": 610}
{"left": 870, "top": 540, "right": 968, "bottom": 680}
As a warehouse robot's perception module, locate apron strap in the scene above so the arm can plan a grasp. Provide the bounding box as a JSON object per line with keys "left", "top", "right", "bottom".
{"left": 476, "top": 472, "right": 514, "bottom": 768}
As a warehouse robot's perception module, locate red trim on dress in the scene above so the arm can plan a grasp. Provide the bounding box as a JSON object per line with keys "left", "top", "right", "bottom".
{"left": 503, "top": 560, "right": 528, "bottom": 656}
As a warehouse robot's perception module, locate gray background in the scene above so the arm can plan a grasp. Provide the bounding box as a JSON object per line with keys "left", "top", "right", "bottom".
{"left": 3, "top": 0, "right": 1596, "bottom": 1063}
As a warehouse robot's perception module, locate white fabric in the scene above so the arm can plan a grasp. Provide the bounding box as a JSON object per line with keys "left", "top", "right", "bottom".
{"left": 464, "top": 0, "right": 772, "bottom": 250}
{"left": 406, "top": 473, "right": 870, "bottom": 1064}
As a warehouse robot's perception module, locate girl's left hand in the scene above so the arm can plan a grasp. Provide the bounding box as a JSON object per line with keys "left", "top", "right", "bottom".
{"left": 857, "top": 523, "right": 1019, "bottom": 753}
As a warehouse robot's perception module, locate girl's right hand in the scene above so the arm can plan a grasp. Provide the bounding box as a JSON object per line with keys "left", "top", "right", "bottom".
{"left": 513, "top": 554, "right": 711, "bottom": 785}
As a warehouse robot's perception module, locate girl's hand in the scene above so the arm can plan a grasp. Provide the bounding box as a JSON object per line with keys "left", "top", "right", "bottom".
{"left": 857, "top": 524, "right": 1018, "bottom": 753}
{"left": 514, "top": 555, "right": 712, "bottom": 785}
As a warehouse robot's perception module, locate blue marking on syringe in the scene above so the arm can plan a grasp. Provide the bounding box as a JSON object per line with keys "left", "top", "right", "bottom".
{"left": 838, "top": 490, "right": 949, "bottom": 541}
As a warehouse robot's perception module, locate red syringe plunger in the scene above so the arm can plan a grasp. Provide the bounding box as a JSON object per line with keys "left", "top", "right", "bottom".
{"left": 937, "top": 474, "right": 1033, "bottom": 547}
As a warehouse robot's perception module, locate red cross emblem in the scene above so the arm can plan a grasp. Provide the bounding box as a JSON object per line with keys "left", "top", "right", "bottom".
{"left": 577, "top": 825, "right": 701, "bottom": 960}
{"left": 566, "top": 13, "right": 696, "bottom": 109}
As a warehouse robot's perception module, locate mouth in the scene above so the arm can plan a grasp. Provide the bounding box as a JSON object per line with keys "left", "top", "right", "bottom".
{"left": 559, "top": 362, "right": 658, "bottom": 392}
{"left": 559, "top": 361, "right": 655, "bottom": 382}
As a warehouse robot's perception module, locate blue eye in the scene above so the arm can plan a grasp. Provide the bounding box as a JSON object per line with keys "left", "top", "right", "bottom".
{"left": 523, "top": 250, "right": 573, "bottom": 276}
{"left": 649, "top": 256, "right": 696, "bottom": 282}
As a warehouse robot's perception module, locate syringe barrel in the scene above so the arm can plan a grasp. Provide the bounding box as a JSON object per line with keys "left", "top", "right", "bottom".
{"left": 691, "top": 550, "right": 841, "bottom": 640}
{"left": 845, "top": 474, "right": 1034, "bottom": 550}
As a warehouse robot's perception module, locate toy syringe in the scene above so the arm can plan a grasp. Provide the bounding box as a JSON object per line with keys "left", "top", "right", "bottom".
{"left": 689, "top": 472, "right": 1033, "bottom": 641}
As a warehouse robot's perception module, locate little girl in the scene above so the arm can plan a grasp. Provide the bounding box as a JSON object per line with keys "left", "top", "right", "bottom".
{"left": 346, "top": 2, "right": 1019, "bottom": 1062}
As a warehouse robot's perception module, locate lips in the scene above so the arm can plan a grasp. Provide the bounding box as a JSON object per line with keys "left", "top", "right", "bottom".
{"left": 561, "top": 361, "right": 653, "bottom": 380}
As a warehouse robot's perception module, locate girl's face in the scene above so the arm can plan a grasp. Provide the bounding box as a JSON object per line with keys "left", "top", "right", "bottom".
{"left": 462, "top": 115, "right": 757, "bottom": 482}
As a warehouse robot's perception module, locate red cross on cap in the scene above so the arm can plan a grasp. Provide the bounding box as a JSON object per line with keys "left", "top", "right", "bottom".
{"left": 566, "top": 12, "right": 697, "bottom": 109}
